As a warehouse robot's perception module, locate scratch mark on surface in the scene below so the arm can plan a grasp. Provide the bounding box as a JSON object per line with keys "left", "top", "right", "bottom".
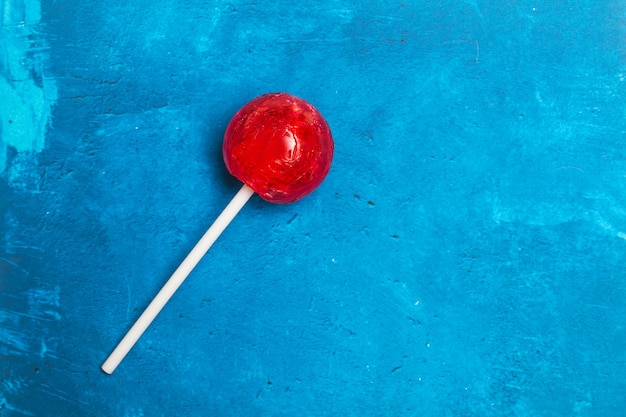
{"left": 0, "top": 328, "right": 29, "bottom": 355}
{"left": 449, "top": 39, "right": 480, "bottom": 64}
{"left": 0, "top": 307, "right": 55, "bottom": 322}
{"left": 124, "top": 273, "right": 132, "bottom": 320}
{"left": 551, "top": 165, "right": 585, "bottom": 173}
{"left": 39, "top": 338, "right": 47, "bottom": 357}
{"left": 40, "top": 383, "right": 88, "bottom": 406}
{"left": 474, "top": 39, "right": 480, "bottom": 63}
{"left": 0, "top": 393, "right": 34, "bottom": 416}
{"left": 464, "top": 0, "right": 487, "bottom": 30}
{"left": 370, "top": 14, "right": 402, "bottom": 21}
{"left": 391, "top": 365, "right": 403, "bottom": 373}
{"left": 0, "top": 257, "right": 30, "bottom": 276}
{"left": 27, "top": 285, "right": 61, "bottom": 320}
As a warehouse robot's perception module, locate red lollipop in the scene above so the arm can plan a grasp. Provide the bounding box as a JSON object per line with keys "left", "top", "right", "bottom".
{"left": 102, "top": 93, "right": 334, "bottom": 374}
{"left": 224, "top": 92, "right": 333, "bottom": 203}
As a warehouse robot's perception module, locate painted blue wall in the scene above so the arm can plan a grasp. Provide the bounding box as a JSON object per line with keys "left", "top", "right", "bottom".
{"left": 1, "top": 0, "right": 625, "bottom": 415}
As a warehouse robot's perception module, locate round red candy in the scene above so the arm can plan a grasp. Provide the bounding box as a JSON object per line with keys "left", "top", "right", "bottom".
{"left": 223, "top": 93, "right": 334, "bottom": 204}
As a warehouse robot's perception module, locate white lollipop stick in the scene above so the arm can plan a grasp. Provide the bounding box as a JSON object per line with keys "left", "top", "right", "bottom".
{"left": 101, "top": 184, "right": 255, "bottom": 374}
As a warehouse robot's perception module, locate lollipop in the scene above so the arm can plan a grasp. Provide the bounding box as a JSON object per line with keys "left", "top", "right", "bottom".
{"left": 101, "top": 93, "right": 333, "bottom": 374}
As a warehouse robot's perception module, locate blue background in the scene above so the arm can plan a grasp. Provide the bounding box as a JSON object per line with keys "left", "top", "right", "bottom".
{"left": 1, "top": 0, "right": 626, "bottom": 415}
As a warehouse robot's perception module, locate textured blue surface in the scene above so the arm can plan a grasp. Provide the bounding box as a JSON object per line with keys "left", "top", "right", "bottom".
{"left": 2, "top": 0, "right": 626, "bottom": 415}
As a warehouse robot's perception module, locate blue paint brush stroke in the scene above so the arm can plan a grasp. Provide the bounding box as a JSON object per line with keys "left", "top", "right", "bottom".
{"left": 0, "top": 0, "right": 57, "bottom": 181}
